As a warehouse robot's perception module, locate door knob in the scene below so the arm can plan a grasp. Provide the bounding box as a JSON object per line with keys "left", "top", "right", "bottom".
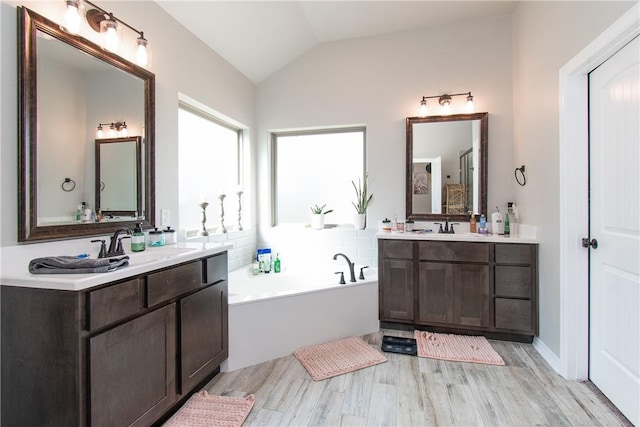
{"left": 581, "top": 238, "right": 598, "bottom": 249}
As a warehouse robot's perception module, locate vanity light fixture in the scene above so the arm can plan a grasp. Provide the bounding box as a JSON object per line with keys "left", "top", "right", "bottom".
{"left": 62, "top": 0, "right": 82, "bottom": 34}
{"left": 78, "top": 0, "right": 150, "bottom": 66}
{"left": 96, "top": 121, "right": 127, "bottom": 138}
{"left": 419, "top": 92, "right": 474, "bottom": 116}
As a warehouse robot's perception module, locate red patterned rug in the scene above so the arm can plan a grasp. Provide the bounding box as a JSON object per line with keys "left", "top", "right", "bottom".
{"left": 163, "top": 391, "right": 255, "bottom": 427}
{"left": 414, "top": 330, "right": 505, "bottom": 365}
{"left": 294, "top": 336, "right": 388, "bottom": 381}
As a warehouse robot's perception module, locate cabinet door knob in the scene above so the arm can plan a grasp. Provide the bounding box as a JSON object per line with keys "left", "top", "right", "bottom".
{"left": 581, "top": 238, "right": 598, "bottom": 249}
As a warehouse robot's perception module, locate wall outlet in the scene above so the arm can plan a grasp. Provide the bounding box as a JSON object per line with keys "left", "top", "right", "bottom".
{"left": 161, "top": 209, "right": 171, "bottom": 227}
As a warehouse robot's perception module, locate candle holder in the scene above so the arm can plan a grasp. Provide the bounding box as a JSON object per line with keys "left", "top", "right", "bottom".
{"left": 236, "top": 190, "right": 243, "bottom": 231}
{"left": 197, "top": 201, "right": 209, "bottom": 236}
{"left": 218, "top": 194, "right": 227, "bottom": 234}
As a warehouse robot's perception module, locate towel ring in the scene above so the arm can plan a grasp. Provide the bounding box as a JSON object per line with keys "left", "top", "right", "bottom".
{"left": 61, "top": 177, "right": 76, "bottom": 192}
{"left": 100, "top": 181, "right": 105, "bottom": 192}
{"left": 515, "top": 165, "right": 527, "bottom": 186}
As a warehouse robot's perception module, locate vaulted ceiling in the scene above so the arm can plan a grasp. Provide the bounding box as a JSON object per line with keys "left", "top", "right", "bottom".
{"left": 156, "top": 1, "right": 518, "bottom": 83}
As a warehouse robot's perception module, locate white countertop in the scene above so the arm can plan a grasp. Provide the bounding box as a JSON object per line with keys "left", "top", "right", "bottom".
{"left": 1, "top": 242, "right": 233, "bottom": 291}
{"left": 376, "top": 230, "right": 538, "bottom": 244}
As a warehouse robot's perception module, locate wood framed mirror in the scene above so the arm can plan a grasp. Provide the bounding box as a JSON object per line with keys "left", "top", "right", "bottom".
{"left": 406, "top": 113, "right": 488, "bottom": 221}
{"left": 18, "top": 6, "right": 155, "bottom": 242}
{"left": 95, "top": 137, "right": 143, "bottom": 218}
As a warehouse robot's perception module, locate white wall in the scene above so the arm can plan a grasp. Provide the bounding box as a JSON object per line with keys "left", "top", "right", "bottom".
{"left": 0, "top": 1, "right": 256, "bottom": 253}
{"left": 256, "top": 16, "right": 514, "bottom": 229}
{"left": 512, "top": 1, "right": 636, "bottom": 358}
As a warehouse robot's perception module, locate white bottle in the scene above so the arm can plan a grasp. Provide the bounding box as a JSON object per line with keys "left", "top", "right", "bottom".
{"left": 491, "top": 206, "right": 504, "bottom": 235}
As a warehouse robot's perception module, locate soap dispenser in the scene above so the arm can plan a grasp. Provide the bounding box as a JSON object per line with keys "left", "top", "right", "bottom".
{"left": 131, "top": 223, "right": 145, "bottom": 252}
{"left": 469, "top": 212, "right": 477, "bottom": 233}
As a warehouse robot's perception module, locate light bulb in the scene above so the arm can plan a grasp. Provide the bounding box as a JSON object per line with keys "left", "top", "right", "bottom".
{"left": 419, "top": 99, "right": 428, "bottom": 117}
{"left": 441, "top": 101, "right": 451, "bottom": 115}
{"left": 136, "top": 35, "right": 148, "bottom": 67}
{"left": 121, "top": 124, "right": 128, "bottom": 137}
{"left": 96, "top": 125, "right": 104, "bottom": 138}
{"left": 64, "top": 1, "right": 81, "bottom": 34}
{"left": 465, "top": 94, "right": 474, "bottom": 113}
{"left": 108, "top": 124, "right": 116, "bottom": 138}
{"left": 101, "top": 16, "right": 119, "bottom": 52}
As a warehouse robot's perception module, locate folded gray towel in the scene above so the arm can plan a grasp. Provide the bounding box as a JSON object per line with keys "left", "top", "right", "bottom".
{"left": 28, "top": 255, "right": 130, "bottom": 274}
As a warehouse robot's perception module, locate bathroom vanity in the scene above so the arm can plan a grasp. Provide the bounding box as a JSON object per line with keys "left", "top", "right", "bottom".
{"left": 377, "top": 232, "right": 538, "bottom": 342}
{"left": 1, "top": 243, "right": 230, "bottom": 426}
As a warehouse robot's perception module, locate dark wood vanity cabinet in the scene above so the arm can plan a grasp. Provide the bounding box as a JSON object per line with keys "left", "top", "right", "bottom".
{"left": 379, "top": 239, "right": 537, "bottom": 341}
{"left": 1, "top": 251, "right": 229, "bottom": 427}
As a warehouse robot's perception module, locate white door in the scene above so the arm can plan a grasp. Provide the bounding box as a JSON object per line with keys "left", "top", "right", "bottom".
{"left": 588, "top": 35, "right": 639, "bottom": 426}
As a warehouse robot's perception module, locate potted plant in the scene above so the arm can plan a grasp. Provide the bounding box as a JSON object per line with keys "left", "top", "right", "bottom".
{"left": 352, "top": 174, "right": 373, "bottom": 230}
{"left": 310, "top": 204, "right": 333, "bottom": 229}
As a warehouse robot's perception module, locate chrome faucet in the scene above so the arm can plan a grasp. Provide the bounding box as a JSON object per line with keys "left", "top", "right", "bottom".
{"left": 107, "top": 228, "right": 132, "bottom": 256}
{"left": 333, "top": 253, "right": 356, "bottom": 283}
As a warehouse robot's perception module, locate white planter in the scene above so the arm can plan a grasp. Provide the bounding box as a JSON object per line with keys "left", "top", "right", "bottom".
{"left": 353, "top": 213, "right": 366, "bottom": 230}
{"left": 310, "top": 214, "right": 325, "bottom": 230}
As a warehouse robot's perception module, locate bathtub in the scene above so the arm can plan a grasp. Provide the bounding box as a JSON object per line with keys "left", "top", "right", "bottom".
{"left": 221, "top": 264, "right": 379, "bottom": 372}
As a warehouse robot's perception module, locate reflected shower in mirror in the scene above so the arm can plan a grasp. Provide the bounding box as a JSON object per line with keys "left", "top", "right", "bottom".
{"left": 406, "top": 113, "right": 488, "bottom": 222}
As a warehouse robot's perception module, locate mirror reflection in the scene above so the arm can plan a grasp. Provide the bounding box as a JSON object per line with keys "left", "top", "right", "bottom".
{"left": 406, "top": 113, "right": 488, "bottom": 221}
{"left": 95, "top": 137, "right": 143, "bottom": 218}
{"left": 18, "top": 6, "right": 155, "bottom": 242}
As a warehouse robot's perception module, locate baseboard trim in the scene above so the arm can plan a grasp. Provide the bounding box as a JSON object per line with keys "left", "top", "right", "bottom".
{"left": 533, "top": 337, "right": 561, "bottom": 374}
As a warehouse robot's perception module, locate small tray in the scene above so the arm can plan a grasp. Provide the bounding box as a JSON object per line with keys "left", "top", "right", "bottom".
{"left": 381, "top": 336, "right": 417, "bottom": 355}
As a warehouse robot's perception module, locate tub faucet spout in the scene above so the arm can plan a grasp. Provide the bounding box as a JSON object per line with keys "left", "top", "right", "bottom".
{"left": 333, "top": 253, "right": 356, "bottom": 282}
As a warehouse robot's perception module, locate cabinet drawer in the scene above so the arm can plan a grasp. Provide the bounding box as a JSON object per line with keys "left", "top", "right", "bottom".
{"left": 204, "top": 253, "right": 228, "bottom": 285}
{"left": 381, "top": 240, "right": 413, "bottom": 259}
{"left": 147, "top": 262, "right": 202, "bottom": 307}
{"left": 419, "top": 241, "right": 488, "bottom": 263}
{"left": 88, "top": 278, "right": 143, "bottom": 330}
{"left": 495, "top": 244, "right": 534, "bottom": 264}
{"left": 495, "top": 266, "right": 531, "bottom": 298}
{"left": 495, "top": 298, "right": 532, "bottom": 332}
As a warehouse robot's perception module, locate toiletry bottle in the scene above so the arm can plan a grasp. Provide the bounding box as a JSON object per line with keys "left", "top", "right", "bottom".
{"left": 491, "top": 206, "right": 504, "bottom": 235}
{"left": 131, "top": 223, "right": 145, "bottom": 252}
{"left": 469, "top": 212, "right": 477, "bottom": 233}
{"left": 252, "top": 257, "right": 260, "bottom": 275}
{"left": 479, "top": 214, "right": 488, "bottom": 234}
{"left": 76, "top": 204, "right": 82, "bottom": 223}
{"left": 510, "top": 203, "right": 519, "bottom": 236}
{"left": 274, "top": 253, "right": 281, "bottom": 273}
{"left": 504, "top": 210, "right": 510, "bottom": 236}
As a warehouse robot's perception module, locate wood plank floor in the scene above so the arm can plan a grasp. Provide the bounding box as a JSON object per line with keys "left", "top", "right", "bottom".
{"left": 203, "top": 329, "right": 632, "bottom": 426}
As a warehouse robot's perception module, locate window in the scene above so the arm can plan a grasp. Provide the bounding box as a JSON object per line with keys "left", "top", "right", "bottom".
{"left": 178, "top": 103, "right": 241, "bottom": 232}
{"left": 273, "top": 128, "right": 365, "bottom": 225}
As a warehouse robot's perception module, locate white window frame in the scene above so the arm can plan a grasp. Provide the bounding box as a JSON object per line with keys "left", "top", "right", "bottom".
{"left": 271, "top": 126, "right": 366, "bottom": 226}
{"left": 178, "top": 101, "right": 243, "bottom": 234}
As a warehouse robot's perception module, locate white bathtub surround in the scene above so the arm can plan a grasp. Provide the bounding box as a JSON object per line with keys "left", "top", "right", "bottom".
{"left": 222, "top": 264, "right": 379, "bottom": 372}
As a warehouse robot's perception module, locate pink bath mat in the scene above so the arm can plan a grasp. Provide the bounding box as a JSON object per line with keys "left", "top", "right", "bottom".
{"left": 414, "top": 330, "right": 505, "bottom": 365}
{"left": 163, "top": 390, "right": 255, "bottom": 427}
{"left": 294, "top": 336, "right": 388, "bottom": 381}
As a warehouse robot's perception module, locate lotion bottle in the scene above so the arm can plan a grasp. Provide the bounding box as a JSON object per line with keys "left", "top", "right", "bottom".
{"left": 469, "top": 212, "right": 477, "bottom": 233}
{"left": 491, "top": 206, "right": 504, "bottom": 235}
